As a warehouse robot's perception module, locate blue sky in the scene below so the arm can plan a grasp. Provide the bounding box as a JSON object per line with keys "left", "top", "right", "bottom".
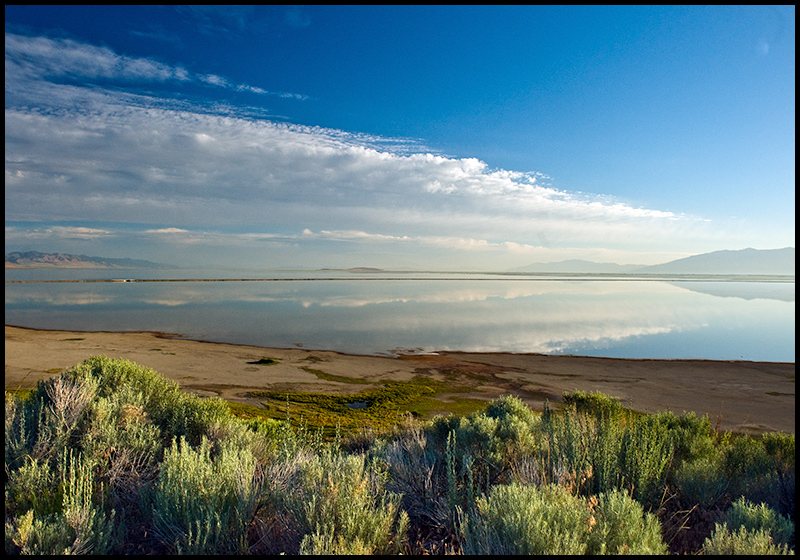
{"left": 5, "top": 5, "right": 795, "bottom": 270}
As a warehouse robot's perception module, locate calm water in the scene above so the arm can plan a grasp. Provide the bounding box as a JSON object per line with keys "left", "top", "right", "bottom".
{"left": 4, "top": 269, "right": 795, "bottom": 362}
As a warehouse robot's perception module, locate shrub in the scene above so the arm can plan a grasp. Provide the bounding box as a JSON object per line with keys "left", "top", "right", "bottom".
{"left": 674, "top": 452, "right": 729, "bottom": 508}
{"left": 5, "top": 455, "right": 59, "bottom": 517}
{"left": 380, "top": 396, "right": 541, "bottom": 543}
{"left": 712, "top": 433, "right": 796, "bottom": 515}
{"left": 377, "top": 419, "right": 452, "bottom": 539}
{"left": 426, "top": 396, "right": 540, "bottom": 464}
{"left": 722, "top": 436, "right": 774, "bottom": 488}
{"left": 537, "top": 402, "right": 597, "bottom": 493}
{"left": 650, "top": 410, "right": 716, "bottom": 468}
{"left": 460, "top": 483, "right": 590, "bottom": 555}
{"left": 299, "top": 530, "right": 376, "bottom": 555}
{"left": 586, "top": 489, "right": 668, "bottom": 555}
{"left": 701, "top": 523, "right": 793, "bottom": 555}
{"left": 5, "top": 375, "right": 98, "bottom": 469}
{"left": 6, "top": 359, "right": 796, "bottom": 556}
{"left": 66, "top": 356, "right": 231, "bottom": 446}
{"left": 760, "top": 432, "right": 796, "bottom": 517}
{"left": 588, "top": 414, "right": 625, "bottom": 495}
{"left": 483, "top": 394, "right": 539, "bottom": 451}
{"left": 275, "top": 448, "right": 407, "bottom": 555}
{"left": 761, "top": 432, "right": 796, "bottom": 471}
{"left": 459, "top": 483, "right": 667, "bottom": 555}
{"left": 79, "top": 389, "right": 162, "bottom": 491}
{"left": 621, "top": 414, "right": 674, "bottom": 507}
{"left": 151, "top": 436, "right": 260, "bottom": 554}
{"left": 5, "top": 451, "right": 116, "bottom": 555}
{"left": 562, "top": 390, "right": 626, "bottom": 421}
{"left": 4, "top": 391, "right": 23, "bottom": 466}
{"left": 536, "top": 399, "right": 672, "bottom": 502}
{"left": 725, "top": 497, "right": 794, "bottom": 548}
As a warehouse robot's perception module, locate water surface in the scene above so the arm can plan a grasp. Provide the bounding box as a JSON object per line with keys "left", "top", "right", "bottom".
{"left": 5, "top": 269, "right": 794, "bottom": 362}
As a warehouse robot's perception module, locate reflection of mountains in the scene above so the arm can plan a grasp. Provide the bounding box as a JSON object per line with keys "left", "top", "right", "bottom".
{"left": 671, "top": 282, "right": 794, "bottom": 302}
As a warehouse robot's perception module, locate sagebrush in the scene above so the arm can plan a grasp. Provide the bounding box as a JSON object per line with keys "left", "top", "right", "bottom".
{"left": 5, "top": 357, "right": 795, "bottom": 555}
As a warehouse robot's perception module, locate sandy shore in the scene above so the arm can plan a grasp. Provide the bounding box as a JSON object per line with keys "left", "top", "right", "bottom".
{"left": 5, "top": 325, "right": 795, "bottom": 434}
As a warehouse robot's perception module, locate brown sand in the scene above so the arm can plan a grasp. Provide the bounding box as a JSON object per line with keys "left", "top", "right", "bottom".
{"left": 5, "top": 325, "right": 795, "bottom": 434}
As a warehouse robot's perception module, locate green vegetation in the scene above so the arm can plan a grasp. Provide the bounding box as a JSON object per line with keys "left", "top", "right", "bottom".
{"left": 5, "top": 357, "right": 795, "bottom": 555}
{"left": 246, "top": 375, "right": 484, "bottom": 436}
{"left": 701, "top": 496, "right": 796, "bottom": 556}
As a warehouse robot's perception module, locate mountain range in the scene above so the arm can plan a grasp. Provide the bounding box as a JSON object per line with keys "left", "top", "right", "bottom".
{"left": 5, "top": 247, "right": 795, "bottom": 275}
{"left": 511, "top": 247, "right": 794, "bottom": 276}
{"left": 5, "top": 251, "right": 170, "bottom": 269}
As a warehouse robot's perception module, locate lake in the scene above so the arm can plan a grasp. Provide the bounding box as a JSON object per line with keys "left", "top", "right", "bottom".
{"left": 4, "top": 268, "right": 795, "bottom": 362}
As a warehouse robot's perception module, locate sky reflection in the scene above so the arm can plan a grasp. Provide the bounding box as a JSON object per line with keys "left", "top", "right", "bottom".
{"left": 5, "top": 277, "right": 794, "bottom": 361}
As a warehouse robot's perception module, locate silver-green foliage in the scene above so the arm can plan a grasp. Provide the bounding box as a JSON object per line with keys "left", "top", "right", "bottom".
{"left": 585, "top": 489, "right": 668, "bottom": 555}
{"left": 5, "top": 451, "right": 115, "bottom": 555}
{"left": 460, "top": 483, "right": 590, "bottom": 555}
{"left": 152, "top": 436, "right": 260, "bottom": 554}
{"left": 459, "top": 483, "right": 667, "bottom": 555}
{"left": 272, "top": 448, "right": 407, "bottom": 555}
{"left": 5, "top": 375, "right": 97, "bottom": 470}
{"left": 701, "top": 524, "right": 794, "bottom": 555}
{"left": 5, "top": 373, "right": 118, "bottom": 555}
{"left": 68, "top": 356, "right": 232, "bottom": 445}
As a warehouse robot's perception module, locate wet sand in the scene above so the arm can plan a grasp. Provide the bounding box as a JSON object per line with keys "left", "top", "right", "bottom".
{"left": 5, "top": 325, "right": 795, "bottom": 434}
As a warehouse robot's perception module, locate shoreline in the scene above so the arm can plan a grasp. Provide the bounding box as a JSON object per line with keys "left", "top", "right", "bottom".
{"left": 5, "top": 323, "right": 795, "bottom": 364}
{"left": 5, "top": 325, "right": 795, "bottom": 434}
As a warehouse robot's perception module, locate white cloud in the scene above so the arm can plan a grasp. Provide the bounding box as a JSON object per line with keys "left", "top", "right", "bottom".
{"left": 5, "top": 32, "right": 733, "bottom": 269}
{"left": 144, "top": 227, "right": 191, "bottom": 234}
{"left": 5, "top": 225, "right": 114, "bottom": 240}
{"left": 4, "top": 33, "right": 189, "bottom": 83}
{"left": 3, "top": 100, "right": 718, "bottom": 260}
{"left": 4, "top": 33, "right": 306, "bottom": 101}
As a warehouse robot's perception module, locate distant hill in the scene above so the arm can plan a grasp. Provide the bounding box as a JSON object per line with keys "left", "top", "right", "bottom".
{"left": 344, "top": 267, "right": 385, "bottom": 273}
{"left": 641, "top": 247, "right": 794, "bottom": 275}
{"left": 513, "top": 248, "right": 795, "bottom": 276}
{"left": 5, "top": 251, "right": 170, "bottom": 269}
{"left": 510, "top": 260, "right": 642, "bottom": 274}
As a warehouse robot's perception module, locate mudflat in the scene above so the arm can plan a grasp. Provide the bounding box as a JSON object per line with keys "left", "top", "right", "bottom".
{"left": 5, "top": 325, "right": 795, "bottom": 434}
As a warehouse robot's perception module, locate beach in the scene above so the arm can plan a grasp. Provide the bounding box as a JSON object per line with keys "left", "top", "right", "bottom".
{"left": 5, "top": 325, "right": 795, "bottom": 434}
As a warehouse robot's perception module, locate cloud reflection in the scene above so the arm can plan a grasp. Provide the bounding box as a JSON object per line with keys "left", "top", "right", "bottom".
{"left": 8, "top": 278, "right": 790, "bottom": 359}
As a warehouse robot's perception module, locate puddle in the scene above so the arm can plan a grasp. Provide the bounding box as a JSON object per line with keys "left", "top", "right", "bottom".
{"left": 345, "top": 401, "right": 369, "bottom": 409}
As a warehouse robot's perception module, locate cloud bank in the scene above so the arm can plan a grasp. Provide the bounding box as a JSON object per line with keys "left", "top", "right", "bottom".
{"left": 5, "top": 32, "right": 721, "bottom": 268}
